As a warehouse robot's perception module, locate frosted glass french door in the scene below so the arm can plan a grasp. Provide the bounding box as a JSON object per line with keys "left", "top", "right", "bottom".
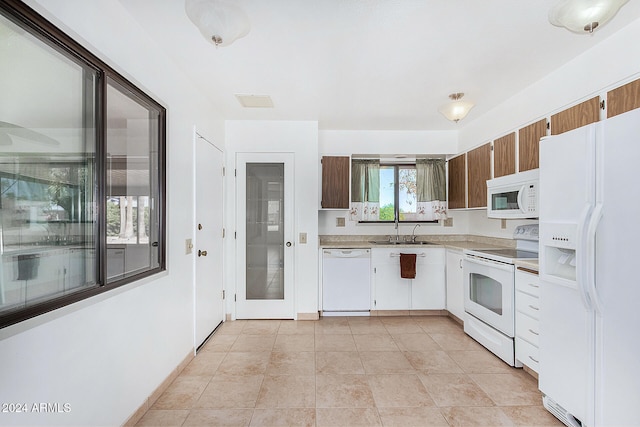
{"left": 236, "top": 153, "right": 294, "bottom": 319}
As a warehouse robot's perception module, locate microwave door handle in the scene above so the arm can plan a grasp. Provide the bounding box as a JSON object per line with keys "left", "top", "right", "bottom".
{"left": 517, "top": 184, "right": 526, "bottom": 213}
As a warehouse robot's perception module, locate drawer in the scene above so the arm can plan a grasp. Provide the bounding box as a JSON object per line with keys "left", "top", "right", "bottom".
{"left": 516, "top": 337, "right": 539, "bottom": 373}
{"left": 516, "top": 291, "right": 540, "bottom": 320}
{"left": 516, "top": 312, "right": 540, "bottom": 346}
{"left": 515, "top": 269, "right": 540, "bottom": 297}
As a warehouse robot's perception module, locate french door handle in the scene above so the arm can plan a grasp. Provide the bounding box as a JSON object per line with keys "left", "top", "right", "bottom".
{"left": 198, "top": 250, "right": 208, "bottom": 257}
{"left": 286, "top": 242, "right": 292, "bottom": 247}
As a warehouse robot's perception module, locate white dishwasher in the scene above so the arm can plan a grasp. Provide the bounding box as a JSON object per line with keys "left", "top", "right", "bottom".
{"left": 322, "top": 248, "right": 371, "bottom": 316}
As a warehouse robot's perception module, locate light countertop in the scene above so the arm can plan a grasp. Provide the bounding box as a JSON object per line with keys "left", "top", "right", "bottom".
{"left": 515, "top": 259, "right": 539, "bottom": 272}
{"left": 319, "top": 235, "right": 516, "bottom": 252}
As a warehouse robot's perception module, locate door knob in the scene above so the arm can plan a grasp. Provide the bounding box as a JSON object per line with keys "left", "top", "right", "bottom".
{"left": 198, "top": 250, "right": 208, "bottom": 257}
{"left": 286, "top": 242, "right": 292, "bottom": 247}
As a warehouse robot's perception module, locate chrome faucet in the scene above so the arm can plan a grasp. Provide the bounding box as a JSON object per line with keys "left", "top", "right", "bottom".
{"left": 411, "top": 224, "right": 421, "bottom": 242}
{"left": 395, "top": 215, "right": 400, "bottom": 242}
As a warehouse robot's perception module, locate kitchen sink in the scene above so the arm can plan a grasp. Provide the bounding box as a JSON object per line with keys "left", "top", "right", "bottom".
{"left": 368, "top": 240, "right": 435, "bottom": 245}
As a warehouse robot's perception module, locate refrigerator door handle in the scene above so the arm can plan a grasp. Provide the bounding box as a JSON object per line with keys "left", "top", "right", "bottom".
{"left": 586, "top": 202, "right": 603, "bottom": 314}
{"left": 576, "top": 203, "right": 594, "bottom": 310}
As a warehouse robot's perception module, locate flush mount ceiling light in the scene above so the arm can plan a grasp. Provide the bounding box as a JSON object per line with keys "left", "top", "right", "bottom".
{"left": 549, "top": 0, "right": 629, "bottom": 33}
{"left": 438, "top": 93, "right": 475, "bottom": 123}
{"left": 185, "top": 0, "right": 250, "bottom": 47}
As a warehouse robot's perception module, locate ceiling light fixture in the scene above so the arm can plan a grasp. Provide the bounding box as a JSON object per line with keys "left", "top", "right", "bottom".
{"left": 549, "top": 0, "right": 629, "bottom": 34}
{"left": 185, "top": 0, "right": 250, "bottom": 47}
{"left": 438, "top": 93, "right": 474, "bottom": 123}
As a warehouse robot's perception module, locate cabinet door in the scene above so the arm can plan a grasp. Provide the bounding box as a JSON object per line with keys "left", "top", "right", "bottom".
{"left": 467, "top": 143, "right": 491, "bottom": 208}
{"left": 447, "top": 154, "right": 466, "bottom": 209}
{"left": 607, "top": 78, "right": 640, "bottom": 118}
{"left": 321, "top": 156, "right": 350, "bottom": 209}
{"left": 550, "top": 96, "right": 600, "bottom": 135}
{"left": 518, "top": 119, "right": 547, "bottom": 172}
{"left": 445, "top": 250, "right": 465, "bottom": 319}
{"left": 372, "top": 249, "right": 411, "bottom": 310}
{"left": 411, "top": 249, "right": 446, "bottom": 310}
{"left": 493, "top": 132, "right": 516, "bottom": 178}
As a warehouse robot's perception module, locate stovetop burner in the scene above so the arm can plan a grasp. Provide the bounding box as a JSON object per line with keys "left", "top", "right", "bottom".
{"left": 465, "top": 225, "right": 539, "bottom": 264}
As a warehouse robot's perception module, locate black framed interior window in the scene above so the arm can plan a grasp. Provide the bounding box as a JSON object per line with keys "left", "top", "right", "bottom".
{"left": 0, "top": 0, "right": 166, "bottom": 328}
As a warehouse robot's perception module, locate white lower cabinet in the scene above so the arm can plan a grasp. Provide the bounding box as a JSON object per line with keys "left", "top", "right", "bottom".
{"left": 445, "top": 249, "right": 465, "bottom": 320}
{"left": 371, "top": 247, "right": 445, "bottom": 311}
{"left": 515, "top": 267, "right": 540, "bottom": 373}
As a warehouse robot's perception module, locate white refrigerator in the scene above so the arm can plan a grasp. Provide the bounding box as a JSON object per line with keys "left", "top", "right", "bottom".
{"left": 539, "top": 107, "right": 640, "bottom": 427}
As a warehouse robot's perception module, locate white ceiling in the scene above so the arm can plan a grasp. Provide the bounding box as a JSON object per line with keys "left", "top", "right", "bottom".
{"left": 119, "top": 0, "right": 640, "bottom": 131}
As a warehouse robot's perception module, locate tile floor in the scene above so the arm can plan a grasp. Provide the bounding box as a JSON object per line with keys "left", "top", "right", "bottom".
{"left": 135, "top": 316, "right": 563, "bottom": 426}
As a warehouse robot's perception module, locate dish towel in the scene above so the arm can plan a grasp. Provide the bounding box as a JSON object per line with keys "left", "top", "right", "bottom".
{"left": 400, "top": 253, "right": 417, "bottom": 279}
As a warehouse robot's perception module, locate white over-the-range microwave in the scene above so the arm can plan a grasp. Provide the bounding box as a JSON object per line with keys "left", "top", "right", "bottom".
{"left": 486, "top": 169, "right": 539, "bottom": 219}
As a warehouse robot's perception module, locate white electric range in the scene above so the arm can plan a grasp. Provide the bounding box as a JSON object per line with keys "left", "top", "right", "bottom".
{"left": 462, "top": 224, "right": 539, "bottom": 366}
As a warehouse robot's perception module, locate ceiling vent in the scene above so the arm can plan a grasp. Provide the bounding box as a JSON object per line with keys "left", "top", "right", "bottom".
{"left": 235, "top": 94, "right": 274, "bottom": 108}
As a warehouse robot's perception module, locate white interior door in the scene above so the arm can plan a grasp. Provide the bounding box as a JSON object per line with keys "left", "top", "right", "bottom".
{"left": 236, "top": 153, "right": 294, "bottom": 319}
{"left": 195, "top": 134, "right": 224, "bottom": 348}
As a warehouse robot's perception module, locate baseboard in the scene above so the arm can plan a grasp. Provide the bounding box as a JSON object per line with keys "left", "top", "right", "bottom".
{"left": 370, "top": 309, "right": 447, "bottom": 317}
{"left": 297, "top": 312, "right": 319, "bottom": 320}
{"left": 370, "top": 310, "right": 409, "bottom": 316}
{"left": 446, "top": 311, "right": 464, "bottom": 325}
{"left": 522, "top": 364, "right": 539, "bottom": 380}
{"left": 410, "top": 309, "right": 448, "bottom": 316}
{"left": 122, "top": 350, "right": 194, "bottom": 426}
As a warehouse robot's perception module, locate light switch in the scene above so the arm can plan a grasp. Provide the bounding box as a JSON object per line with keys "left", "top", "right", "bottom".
{"left": 186, "top": 238, "right": 193, "bottom": 254}
{"left": 443, "top": 218, "right": 453, "bottom": 227}
{"left": 336, "top": 217, "right": 346, "bottom": 227}
{"left": 299, "top": 232, "right": 307, "bottom": 244}
{"left": 501, "top": 219, "right": 507, "bottom": 229}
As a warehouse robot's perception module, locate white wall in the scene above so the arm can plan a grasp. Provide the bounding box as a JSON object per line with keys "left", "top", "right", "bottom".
{"left": 225, "top": 121, "right": 319, "bottom": 317}
{"left": 318, "top": 129, "right": 462, "bottom": 237}
{"left": 319, "top": 129, "right": 458, "bottom": 155}
{"left": 459, "top": 17, "right": 640, "bottom": 152}
{"left": 0, "top": 1, "right": 223, "bottom": 425}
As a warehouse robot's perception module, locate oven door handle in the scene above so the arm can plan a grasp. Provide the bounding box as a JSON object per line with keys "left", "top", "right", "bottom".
{"left": 464, "top": 256, "right": 514, "bottom": 272}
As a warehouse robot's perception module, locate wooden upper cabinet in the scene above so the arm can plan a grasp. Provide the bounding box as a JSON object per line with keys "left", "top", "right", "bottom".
{"left": 550, "top": 96, "right": 600, "bottom": 135}
{"left": 493, "top": 132, "right": 516, "bottom": 178}
{"left": 467, "top": 143, "right": 491, "bottom": 208}
{"left": 607, "top": 78, "right": 640, "bottom": 118}
{"left": 518, "top": 118, "right": 547, "bottom": 172}
{"left": 447, "top": 154, "right": 466, "bottom": 209}
{"left": 321, "top": 156, "right": 350, "bottom": 209}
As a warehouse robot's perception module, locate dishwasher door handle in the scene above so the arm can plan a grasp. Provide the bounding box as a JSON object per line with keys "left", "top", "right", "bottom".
{"left": 324, "top": 249, "right": 369, "bottom": 258}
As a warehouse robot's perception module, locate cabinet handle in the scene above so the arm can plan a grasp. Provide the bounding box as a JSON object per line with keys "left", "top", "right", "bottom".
{"left": 459, "top": 259, "right": 463, "bottom": 269}
{"left": 528, "top": 304, "right": 539, "bottom": 311}
{"left": 528, "top": 283, "right": 540, "bottom": 288}
{"left": 528, "top": 355, "right": 539, "bottom": 363}
{"left": 528, "top": 328, "right": 539, "bottom": 336}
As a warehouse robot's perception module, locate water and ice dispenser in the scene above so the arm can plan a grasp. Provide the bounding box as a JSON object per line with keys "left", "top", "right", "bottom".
{"left": 541, "top": 222, "right": 578, "bottom": 282}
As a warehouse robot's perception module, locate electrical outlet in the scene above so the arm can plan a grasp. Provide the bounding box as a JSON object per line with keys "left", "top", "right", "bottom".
{"left": 443, "top": 217, "right": 453, "bottom": 227}
{"left": 501, "top": 219, "right": 507, "bottom": 229}
{"left": 185, "top": 238, "right": 193, "bottom": 254}
{"left": 299, "top": 232, "right": 307, "bottom": 244}
{"left": 336, "top": 217, "right": 346, "bottom": 227}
